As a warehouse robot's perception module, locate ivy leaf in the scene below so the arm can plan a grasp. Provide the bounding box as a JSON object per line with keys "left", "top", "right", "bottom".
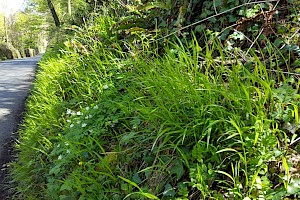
{"left": 60, "top": 182, "right": 72, "bottom": 191}
{"left": 130, "top": 117, "right": 141, "bottom": 126}
{"left": 274, "top": 38, "right": 284, "bottom": 48}
{"left": 120, "top": 132, "right": 136, "bottom": 144}
{"left": 214, "top": 0, "right": 223, "bottom": 7}
{"left": 49, "top": 164, "right": 61, "bottom": 175}
{"left": 170, "top": 159, "right": 184, "bottom": 180}
{"left": 219, "top": 29, "right": 230, "bottom": 40}
{"left": 163, "top": 183, "right": 176, "bottom": 197}
{"left": 178, "top": 182, "right": 188, "bottom": 197}
{"left": 132, "top": 172, "right": 142, "bottom": 184}
{"left": 195, "top": 24, "right": 206, "bottom": 33}
{"left": 229, "top": 15, "right": 238, "bottom": 23}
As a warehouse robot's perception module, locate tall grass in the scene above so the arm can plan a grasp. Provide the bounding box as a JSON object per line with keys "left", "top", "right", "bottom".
{"left": 10, "top": 14, "right": 300, "bottom": 199}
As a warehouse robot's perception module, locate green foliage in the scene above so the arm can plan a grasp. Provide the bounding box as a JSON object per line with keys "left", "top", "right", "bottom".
{"left": 9, "top": 0, "right": 300, "bottom": 199}
{"left": 9, "top": 10, "right": 47, "bottom": 50}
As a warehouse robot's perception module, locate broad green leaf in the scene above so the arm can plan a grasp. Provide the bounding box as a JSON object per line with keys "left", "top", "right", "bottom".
{"left": 120, "top": 132, "right": 136, "bottom": 144}
{"left": 214, "top": 0, "right": 223, "bottom": 7}
{"left": 60, "top": 182, "right": 72, "bottom": 191}
{"left": 170, "top": 159, "right": 184, "bottom": 180}
{"left": 132, "top": 172, "right": 142, "bottom": 184}
{"left": 49, "top": 164, "right": 61, "bottom": 175}
{"left": 163, "top": 183, "right": 176, "bottom": 197}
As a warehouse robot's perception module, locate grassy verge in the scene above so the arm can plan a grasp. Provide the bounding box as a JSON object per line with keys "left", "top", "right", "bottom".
{"left": 10, "top": 14, "right": 300, "bottom": 199}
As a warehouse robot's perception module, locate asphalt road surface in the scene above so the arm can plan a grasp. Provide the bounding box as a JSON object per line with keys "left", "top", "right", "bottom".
{"left": 0, "top": 55, "right": 41, "bottom": 198}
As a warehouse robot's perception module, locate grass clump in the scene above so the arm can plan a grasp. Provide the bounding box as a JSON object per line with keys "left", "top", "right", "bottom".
{"left": 10, "top": 14, "right": 300, "bottom": 200}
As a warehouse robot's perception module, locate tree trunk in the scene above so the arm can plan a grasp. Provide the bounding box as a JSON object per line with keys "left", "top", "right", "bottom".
{"left": 68, "top": 0, "right": 71, "bottom": 16}
{"left": 46, "top": 0, "right": 60, "bottom": 27}
{"left": 4, "top": 16, "right": 8, "bottom": 45}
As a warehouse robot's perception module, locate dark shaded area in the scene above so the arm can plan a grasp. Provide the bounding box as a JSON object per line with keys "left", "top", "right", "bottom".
{"left": 0, "top": 56, "right": 41, "bottom": 199}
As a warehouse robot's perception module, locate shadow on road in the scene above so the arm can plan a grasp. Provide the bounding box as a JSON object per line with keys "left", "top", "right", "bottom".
{"left": 0, "top": 81, "right": 34, "bottom": 199}
{"left": 0, "top": 57, "right": 39, "bottom": 199}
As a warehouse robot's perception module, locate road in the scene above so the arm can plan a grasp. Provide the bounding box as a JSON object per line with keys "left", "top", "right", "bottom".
{"left": 0, "top": 55, "right": 41, "bottom": 198}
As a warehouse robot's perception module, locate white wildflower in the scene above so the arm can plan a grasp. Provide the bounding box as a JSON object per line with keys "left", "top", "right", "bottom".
{"left": 76, "top": 111, "right": 82, "bottom": 115}
{"left": 85, "top": 115, "right": 89, "bottom": 119}
{"left": 85, "top": 107, "right": 90, "bottom": 111}
{"left": 58, "top": 155, "right": 63, "bottom": 160}
{"left": 67, "top": 109, "right": 72, "bottom": 115}
{"left": 77, "top": 121, "right": 81, "bottom": 124}
{"left": 103, "top": 84, "right": 109, "bottom": 89}
{"left": 66, "top": 150, "right": 71, "bottom": 154}
{"left": 82, "top": 123, "right": 87, "bottom": 127}
{"left": 65, "top": 142, "right": 69, "bottom": 146}
{"left": 70, "top": 124, "right": 74, "bottom": 128}
{"left": 57, "top": 144, "right": 60, "bottom": 148}
{"left": 67, "top": 119, "right": 71, "bottom": 123}
{"left": 93, "top": 105, "right": 99, "bottom": 109}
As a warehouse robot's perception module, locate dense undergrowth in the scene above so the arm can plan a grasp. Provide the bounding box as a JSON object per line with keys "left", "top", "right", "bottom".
{"left": 10, "top": 1, "right": 300, "bottom": 200}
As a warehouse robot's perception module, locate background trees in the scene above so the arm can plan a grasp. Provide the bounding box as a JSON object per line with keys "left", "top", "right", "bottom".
{"left": 0, "top": 1, "right": 49, "bottom": 59}
{"left": 30, "top": 0, "right": 92, "bottom": 26}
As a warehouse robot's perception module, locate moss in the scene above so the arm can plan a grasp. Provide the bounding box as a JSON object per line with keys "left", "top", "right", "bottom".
{"left": 25, "top": 48, "right": 36, "bottom": 57}
{"left": 0, "top": 44, "right": 13, "bottom": 60}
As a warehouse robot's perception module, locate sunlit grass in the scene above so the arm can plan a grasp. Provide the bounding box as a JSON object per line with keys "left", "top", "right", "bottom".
{"left": 10, "top": 16, "right": 300, "bottom": 200}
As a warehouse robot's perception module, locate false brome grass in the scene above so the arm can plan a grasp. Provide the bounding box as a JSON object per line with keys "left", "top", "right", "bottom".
{"left": 10, "top": 15, "right": 300, "bottom": 199}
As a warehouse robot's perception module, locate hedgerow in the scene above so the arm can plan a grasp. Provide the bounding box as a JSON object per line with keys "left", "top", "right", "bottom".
{"left": 11, "top": 0, "right": 300, "bottom": 199}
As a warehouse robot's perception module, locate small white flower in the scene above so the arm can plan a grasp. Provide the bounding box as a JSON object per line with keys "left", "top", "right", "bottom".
{"left": 89, "top": 130, "right": 93, "bottom": 133}
{"left": 67, "top": 119, "right": 71, "bottom": 123}
{"left": 67, "top": 109, "right": 72, "bottom": 114}
{"left": 65, "top": 142, "right": 69, "bottom": 146}
{"left": 82, "top": 123, "right": 87, "bottom": 127}
{"left": 76, "top": 111, "right": 82, "bottom": 115}
{"left": 85, "top": 107, "right": 90, "bottom": 111}
{"left": 103, "top": 84, "right": 109, "bottom": 89}
{"left": 70, "top": 124, "right": 74, "bottom": 128}
{"left": 77, "top": 121, "right": 81, "bottom": 124}
{"left": 57, "top": 144, "right": 60, "bottom": 148}
{"left": 71, "top": 111, "right": 76, "bottom": 116}
{"left": 58, "top": 155, "right": 63, "bottom": 160}
{"left": 93, "top": 105, "right": 98, "bottom": 109}
{"left": 85, "top": 115, "right": 89, "bottom": 119}
{"left": 66, "top": 150, "right": 71, "bottom": 154}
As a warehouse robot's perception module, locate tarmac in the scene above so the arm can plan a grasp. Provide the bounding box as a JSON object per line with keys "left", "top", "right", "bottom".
{"left": 0, "top": 55, "right": 41, "bottom": 199}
